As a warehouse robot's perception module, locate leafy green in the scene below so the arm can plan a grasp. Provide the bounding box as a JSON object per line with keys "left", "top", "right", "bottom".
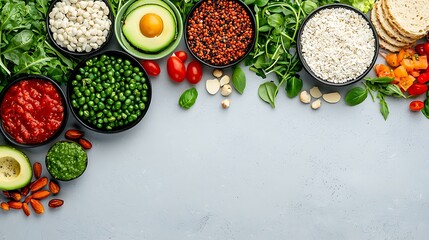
{"left": 169, "top": 0, "right": 200, "bottom": 23}
{"left": 232, "top": 65, "right": 246, "bottom": 94}
{"left": 258, "top": 82, "right": 277, "bottom": 108}
{"left": 0, "top": 0, "right": 76, "bottom": 87}
{"left": 285, "top": 76, "right": 302, "bottom": 98}
{"left": 179, "top": 87, "right": 198, "bottom": 109}
{"left": 312, "top": 0, "right": 375, "bottom": 12}
{"left": 422, "top": 98, "right": 429, "bottom": 119}
{"left": 345, "top": 87, "right": 367, "bottom": 106}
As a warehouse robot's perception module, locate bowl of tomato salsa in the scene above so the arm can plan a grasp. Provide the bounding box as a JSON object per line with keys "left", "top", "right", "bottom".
{"left": 0, "top": 75, "right": 68, "bottom": 147}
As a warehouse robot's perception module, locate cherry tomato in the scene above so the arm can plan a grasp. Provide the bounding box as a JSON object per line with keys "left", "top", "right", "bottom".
{"left": 417, "top": 72, "right": 429, "bottom": 84}
{"left": 407, "top": 83, "right": 428, "bottom": 96}
{"left": 415, "top": 44, "right": 426, "bottom": 55}
{"left": 424, "top": 42, "right": 429, "bottom": 55}
{"left": 174, "top": 51, "right": 188, "bottom": 63}
{"left": 409, "top": 100, "right": 424, "bottom": 112}
{"left": 167, "top": 55, "right": 186, "bottom": 82}
{"left": 140, "top": 60, "right": 160, "bottom": 76}
{"left": 186, "top": 60, "right": 203, "bottom": 84}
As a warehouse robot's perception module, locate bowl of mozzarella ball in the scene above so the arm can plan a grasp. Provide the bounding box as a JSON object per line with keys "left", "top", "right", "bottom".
{"left": 46, "top": 0, "right": 113, "bottom": 57}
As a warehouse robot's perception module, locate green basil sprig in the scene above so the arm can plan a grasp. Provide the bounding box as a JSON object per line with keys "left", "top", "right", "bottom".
{"left": 179, "top": 88, "right": 198, "bottom": 110}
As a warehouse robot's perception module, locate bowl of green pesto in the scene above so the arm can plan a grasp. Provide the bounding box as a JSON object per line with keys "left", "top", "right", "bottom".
{"left": 46, "top": 141, "right": 88, "bottom": 181}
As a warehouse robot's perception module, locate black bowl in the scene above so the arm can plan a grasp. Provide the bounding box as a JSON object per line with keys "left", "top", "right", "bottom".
{"left": 0, "top": 75, "right": 68, "bottom": 147}
{"left": 67, "top": 50, "right": 152, "bottom": 133}
{"left": 296, "top": 4, "right": 379, "bottom": 87}
{"left": 46, "top": 0, "right": 114, "bottom": 58}
{"left": 184, "top": 0, "right": 256, "bottom": 68}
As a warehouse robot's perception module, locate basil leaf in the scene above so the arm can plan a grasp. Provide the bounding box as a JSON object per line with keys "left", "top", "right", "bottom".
{"left": 378, "top": 94, "right": 389, "bottom": 120}
{"left": 258, "top": 25, "right": 272, "bottom": 32}
{"left": 258, "top": 81, "right": 277, "bottom": 108}
{"left": 422, "top": 98, "right": 429, "bottom": 119}
{"left": 267, "top": 14, "right": 284, "bottom": 28}
{"left": 255, "top": 0, "right": 269, "bottom": 7}
{"left": 178, "top": 87, "right": 198, "bottom": 110}
{"left": 244, "top": 0, "right": 256, "bottom": 5}
{"left": 232, "top": 65, "right": 246, "bottom": 94}
{"left": 302, "top": 1, "right": 318, "bottom": 14}
{"left": 345, "top": 87, "right": 367, "bottom": 106}
{"left": 285, "top": 76, "right": 302, "bottom": 98}
{"left": 365, "top": 77, "right": 394, "bottom": 84}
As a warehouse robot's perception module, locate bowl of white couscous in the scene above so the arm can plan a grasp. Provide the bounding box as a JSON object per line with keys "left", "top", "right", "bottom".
{"left": 46, "top": 0, "right": 114, "bottom": 57}
{"left": 297, "top": 4, "right": 379, "bottom": 86}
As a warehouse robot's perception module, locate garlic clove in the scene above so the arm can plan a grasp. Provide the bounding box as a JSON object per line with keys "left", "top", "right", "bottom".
{"left": 299, "top": 91, "right": 311, "bottom": 104}
{"left": 309, "top": 86, "right": 322, "bottom": 98}
{"left": 322, "top": 92, "right": 341, "bottom": 103}
{"left": 206, "top": 79, "right": 220, "bottom": 95}
{"left": 219, "top": 75, "right": 230, "bottom": 87}
{"left": 221, "top": 84, "right": 232, "bottom": 96}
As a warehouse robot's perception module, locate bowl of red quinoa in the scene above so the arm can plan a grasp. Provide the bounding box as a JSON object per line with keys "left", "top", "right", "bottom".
{"left": 0, "top": 75, "right": 68, "bottom": 147}
{"left": 296, "top": 4, "right": 379, "bottom": 86}
{"left": 184, "top": 0, "right": 256, "bottom": 68}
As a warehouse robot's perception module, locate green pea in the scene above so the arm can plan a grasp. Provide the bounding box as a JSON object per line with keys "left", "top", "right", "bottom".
{"left": 124, "top": 70, "right": 132, "bottom": 77}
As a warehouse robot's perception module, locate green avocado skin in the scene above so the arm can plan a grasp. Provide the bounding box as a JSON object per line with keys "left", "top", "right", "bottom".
{"left": 0, "top": 146, "right": 32, "bottom": 191}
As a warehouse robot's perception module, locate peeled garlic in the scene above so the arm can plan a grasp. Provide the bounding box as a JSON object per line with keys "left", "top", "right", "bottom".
{"left": 311, "top": 99, "right": 321, "bottom": 110}
{"left": 299, "top": 91, "right": 311, "bottom": 104}
{"left": 309, "top": 86, "right": 322, "bottom": 98}
{"left": 206, "top": 79, "right": 220, "bottom": 95}
{"left": 221, "top": 84, "right": 232, "bottom": 96}
{"left": 322, "top": 92, "right": 341, "bottom": 103}
{"left": 219, "top": 75, "right": 230, "bottom": 87}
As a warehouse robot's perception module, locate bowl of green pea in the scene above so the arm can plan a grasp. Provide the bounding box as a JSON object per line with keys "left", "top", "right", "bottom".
{"left": 67, "top": 50, "right": 152, "bottom": 133}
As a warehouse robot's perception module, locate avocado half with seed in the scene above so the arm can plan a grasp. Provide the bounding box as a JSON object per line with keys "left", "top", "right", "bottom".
{"left": 0, "top": 146, "right": 32, "bottom": 191}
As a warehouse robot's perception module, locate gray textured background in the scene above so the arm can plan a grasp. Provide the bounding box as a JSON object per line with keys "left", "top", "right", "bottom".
{"left": 1, "top": 38, "right": 429, "bottom": 240}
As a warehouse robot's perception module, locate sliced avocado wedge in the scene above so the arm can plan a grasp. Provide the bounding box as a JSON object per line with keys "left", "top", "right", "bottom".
{"left": 0, "top": 146, "right": 32, "bottom": 191}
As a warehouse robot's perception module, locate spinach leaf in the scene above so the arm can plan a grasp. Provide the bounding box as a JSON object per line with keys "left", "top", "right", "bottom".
{"left": 285, "top": 76, "right": 302, "bottom": 98}
{"left": 258, "top": 82, "right": 277, "bottom": 108}
{"left": 345, "top": 87, "right": 367, "bottom": 106}
{"left": 302, "top": 1, "right": 318, "bottom": 14}
{"left": 422, "top": 98, "right": 429, "bottom": 119}
{"left": 232, "top": 65, "right": 246, "bottom": 94}
{"left": 267, "top": 14, "right": 284, "bottom": 28}
{"left": 255, "top": 0, "right": 269, "bottom": 7}
{"left": 179, "top": 88, "right": 198, "bottom": 110}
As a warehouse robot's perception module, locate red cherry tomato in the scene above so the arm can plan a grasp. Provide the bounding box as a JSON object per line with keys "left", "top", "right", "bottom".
{"left": 186, "top": 60, "right": 203, "bottom": 84}
{"left": 407, "top": 83, "right": 428, "bottom": 96}
{"left": 409, "top": 100, "right": 424, "bottom": 112}
{"left": 167, "top": 55, "right": 186, "bottom": 82}
{"left": 424, "top": 42, "right": 429, "bottom": 55}
{"left": 417, "top": 72, "right": 429, "bottom": 84}
{"left": 415, "top": 44, "right": 426, "bottom": 55}
{"left": 140, "top": 60, "right": 160, "bottom": 76}
{"left": 174, "top": 51, "right": 188, "bottom": 63}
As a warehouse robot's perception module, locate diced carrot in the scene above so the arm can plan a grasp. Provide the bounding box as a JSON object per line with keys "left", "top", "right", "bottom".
{"left": 398, "top": 75, "right": 415, "bottom": 91}
{"left": 410, "top": 70, "right": 420, "bottom": 77}
{"left": 375, "top": 64, "right": 394, "bottom": 77}
{"left": 413, "top": 55, "right": 428, "bottom": 70}
{"left": 393, "top": 65, "right": 409, "bottom": 78}
{"left": 406, "top": 48, "right": 416, "bottom": 56}
{"left": 385, "top": 53, "right": 400, "bottom": 67}
{"left": 397, "top": 49, "right": 411, "bottom": 63}
{"left": 392, "top": 77, "right": 400, "bottom": 84}
{"left": 401, "top": 58, "right": 414, "bottom": 72}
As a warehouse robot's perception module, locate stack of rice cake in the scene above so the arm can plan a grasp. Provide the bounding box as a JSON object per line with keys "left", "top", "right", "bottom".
{"left": 370, "top": 0, "right": 429, "bottom": 52}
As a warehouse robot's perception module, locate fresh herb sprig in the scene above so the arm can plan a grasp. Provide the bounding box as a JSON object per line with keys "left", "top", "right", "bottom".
{"left": 345, "top": 77, "right": 407, "bottom": 120}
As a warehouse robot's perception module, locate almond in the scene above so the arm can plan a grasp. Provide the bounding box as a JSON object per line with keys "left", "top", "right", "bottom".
{"left": 65, "top": 129, "right": 84, "bottom": 140}
{"left": 78, "top": 138, "right": 92, "bottom": 150}
{"left": 22, "top": 202, "right": 30, "bottom": 216}
{"left": 1, "top": 202, "right": 9, "bottom": 211}
{"left": 8, "top": 201, "right": 22, "bottom": 209}
{"left": 30, "top": 199, "right": 44, "bottom": 214}
{"left": 33, "top": 162, "right": 42, "bottom": 179}
{"left": 10, "top": 191, "right": 22, "bottom": 201}
{"left": 49, "top": 180, "right": 60, "bottom": 195}
{"left": 31, "top": 190, "right": 50, "bottom": 200}
{"left": 30, "top": 177, "right": 48, "bottom": 192}
{"left": 48, "top": 199, "right": 64, "bottom": 208}
{"left": 2, "top": 191, "right": 10, "bottom": 198}
{"left": 21, "top": 185, "right": 30, "bottom": 196}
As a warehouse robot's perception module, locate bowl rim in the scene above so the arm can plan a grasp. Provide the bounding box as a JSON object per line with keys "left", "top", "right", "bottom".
{"left": 45, "top": 140, "right": 88, "bottom": 181}
{"left": 45, "top": 0, "right": 114, "bottom": 58}
{"left": 296, "top": 3, "right": 380, "bottom": 87}
{"left": 114, "top": 0, "right": 184, "bottom": 60}
{"left": 0, "top": 74, "right": 69, "bottom": 148}
{"left": 183, "top": 0, "right": 257, "bottom": 69}
{"left": 66, "top": 49, "right": 152, "bottom": 134}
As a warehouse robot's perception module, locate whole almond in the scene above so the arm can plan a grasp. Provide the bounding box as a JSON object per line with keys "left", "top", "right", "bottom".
{"left": 78, "top": 138, "right": 92, "bottom": 150}
{"left": 49, "top": 180, "right": 60, "bottom": 195}
{"left": 1, "top": 202, "right": 9, "bottom": 211}
{"left": 33, "top": 162, "right": 42, "bottom": 179}
{"left": 22, "top": 202, "right": 30, "bottom": 216}
{"left": 30, "top": 177, "right": 48, "bottom": 192}
{"left": 2, "top": 191, "right": 10, "bottom": 198}
{"left": 21, "top": 185, "right": 30, "bottom": 196}
{"left": 30, "top": 199, "right": 44, "bottom": 214}
{"left": 31, "top": 190, "right": 50, "bottom": 200}
{"left": 65, "top": 129, "right": 84, "bottom": 140}
{"left": 48, "top": 199, "right": 64, "bottom": 208}
{"left": 8, "top": 201, "right": 22, "bottom": 209}
{"left": 10, "top": 191, "right": 22, "bottom": 201}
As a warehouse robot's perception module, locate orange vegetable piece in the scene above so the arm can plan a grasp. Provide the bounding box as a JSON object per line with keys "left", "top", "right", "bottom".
{"left": 385, "top": 53, "right": 400, "bottom": 67}
{"left": 401, "top": 58, "right": 414, "bottom": 72}
{"left": 375, "top": 64, "right": 394, "bottom": 77}
{"left": 413, "top": 55, "right": 428, "bottom": 70}
{"left": 393, "top": 65, "right": 408, "bottom": 78}
{"left": 398, "top": 75, "right": 415, "bottom": 91}
{"left": 397, "top": 49, "right": 412, "bottom": 63}
{"left": 410, "top": 71, "right": 420, "bottom": 77}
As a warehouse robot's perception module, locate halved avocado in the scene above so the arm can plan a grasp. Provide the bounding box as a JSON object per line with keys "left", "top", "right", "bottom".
{"left": 125, "top": 0, "right": 176, "bottom": 20}
{"left": 0, "top": 146, "right": 32, "bottom": 191}
{"left": 122, "top": 4, "right": 177, "bottom": 53}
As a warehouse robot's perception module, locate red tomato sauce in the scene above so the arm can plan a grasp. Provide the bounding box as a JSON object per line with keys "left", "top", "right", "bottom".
{"left": 1, "top": 79, "right": 65, "bottom": 144}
